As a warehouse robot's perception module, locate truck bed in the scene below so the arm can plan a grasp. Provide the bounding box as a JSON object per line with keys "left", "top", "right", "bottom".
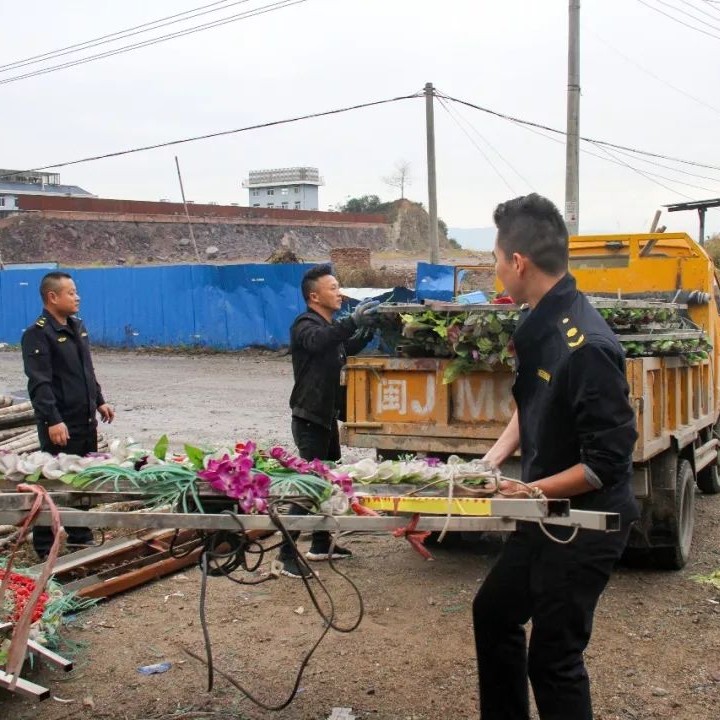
{"left": 342, "top": 354, "right": 715, "bottom": 464}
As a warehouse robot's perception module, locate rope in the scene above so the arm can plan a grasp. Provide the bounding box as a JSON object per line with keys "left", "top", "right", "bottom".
{"left": 403, "top": 468, "right": 583, "bottom": 547}
{"left": 0, "top": 484, "right": 65, "bottom": 686}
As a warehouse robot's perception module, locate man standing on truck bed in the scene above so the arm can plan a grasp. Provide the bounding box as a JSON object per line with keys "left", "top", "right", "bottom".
{"left": 473, "top": 194, "right": 639, "bottom": 720}
{"left": 278, "top": 264, "right": 378, "bottom": 578}
{"left": 21, "top": 271, "right": 115, "bottom": 560}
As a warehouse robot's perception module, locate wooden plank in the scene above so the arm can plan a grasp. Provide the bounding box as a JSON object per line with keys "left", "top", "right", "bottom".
{"left": 0, "top": 670, "right": 50, "bottom": 700}
{"left": 26, "top": 640, "right": 73, "bottom": 671}
{"left": 66, "top": 545, "right": 206, "bottom": 599}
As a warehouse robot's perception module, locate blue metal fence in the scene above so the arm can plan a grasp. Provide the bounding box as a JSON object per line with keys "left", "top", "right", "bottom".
{"left": 0, "top": 263, "right": 315, "bottom": 349}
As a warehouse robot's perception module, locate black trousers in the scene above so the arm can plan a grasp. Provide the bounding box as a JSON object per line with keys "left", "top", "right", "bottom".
{"left": 291, "top": 417, "right": 341, "bottom": 463}
{"left": 472, "top": 523, "right": 630, "bottom": 720}
{"left": 33, "top": 424, "right": 98, "bottom": 558}
{"left": 278, "top": 417, "right": 341, "bottom": 558}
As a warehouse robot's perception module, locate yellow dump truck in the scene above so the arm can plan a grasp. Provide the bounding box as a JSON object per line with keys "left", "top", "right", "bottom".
{"left": 342, "top": 232, "right": 720, "bottom": 569}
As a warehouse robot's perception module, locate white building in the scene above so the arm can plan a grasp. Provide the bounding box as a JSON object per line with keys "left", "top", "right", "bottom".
{"left": 242, "top": 167, "right": 323, "bottom": 211}
{"left": 0, "top": 168, "right": 94, "bottom": 216}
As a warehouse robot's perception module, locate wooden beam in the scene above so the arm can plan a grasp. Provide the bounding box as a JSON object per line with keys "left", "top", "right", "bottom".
{"left": 0, "top": 670, "right": 50, "bottom": 700}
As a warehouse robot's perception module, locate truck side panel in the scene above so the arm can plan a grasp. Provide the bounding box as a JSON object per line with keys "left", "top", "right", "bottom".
{"left": 343, "top": 355, "right": 714, "bottom": 463}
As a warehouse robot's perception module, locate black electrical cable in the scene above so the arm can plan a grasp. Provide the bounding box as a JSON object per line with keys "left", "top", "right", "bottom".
{"left": 181, "top": 502, "right": 364, "bottom": 711}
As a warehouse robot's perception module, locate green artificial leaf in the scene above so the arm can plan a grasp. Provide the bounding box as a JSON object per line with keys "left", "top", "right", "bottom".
{"left": 443, "top": 359, "right": 473, "bottom": 384}
{"left": 22, "top": 468, "right": 41, "bottom": 484}
{"left": 153, "top": 434, "right": 169, "bottom": 461}
{"left": 184, "top": 444, "right": 207, "bottom": 470}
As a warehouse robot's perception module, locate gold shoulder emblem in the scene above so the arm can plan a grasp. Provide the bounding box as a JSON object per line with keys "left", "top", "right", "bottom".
{"left": 566, "top": 326, "right": 585, "bottom": 348}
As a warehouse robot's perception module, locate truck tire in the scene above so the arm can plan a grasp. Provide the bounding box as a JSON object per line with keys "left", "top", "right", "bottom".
{"left": 696, "top": 426, "right": 720, "bottom": 494}
{"left": 696, "top": 461, "right": 720, "bottom": 494}
{"left": 652, "top": 459, "right": 695, "bottom": 570}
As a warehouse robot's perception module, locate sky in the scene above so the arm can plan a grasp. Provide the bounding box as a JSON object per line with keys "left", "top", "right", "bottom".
{"left": 3, "top": 0, "right": 720, "bottom": 245}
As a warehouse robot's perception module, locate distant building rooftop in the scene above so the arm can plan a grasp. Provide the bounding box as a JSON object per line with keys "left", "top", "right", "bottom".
{"left": 0, "top": 180, "right": 94, "bottom": 197}
{"left": 242, "top": 167, "right": 323, "bottom": 189}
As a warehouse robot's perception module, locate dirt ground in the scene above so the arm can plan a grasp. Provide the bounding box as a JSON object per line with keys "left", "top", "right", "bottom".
{"left": 1, "top": 349, "right": 719, "bottom": 720}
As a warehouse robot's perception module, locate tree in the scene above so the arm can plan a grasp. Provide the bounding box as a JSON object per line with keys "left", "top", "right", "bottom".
{"left": 339, "top": 195, "right": 389, "bottom": 214}
{"left": 383, "top": 160, "right": 412, "bottom": 199}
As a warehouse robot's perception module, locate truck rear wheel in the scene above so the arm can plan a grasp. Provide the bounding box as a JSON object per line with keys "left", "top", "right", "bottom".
{"left": 652, "top": 459, "right": 695, "bottom": 570}
{"left": 696, "top": 426, "right": 720, "bottom": 494}
{"left": 696, "top": 462, "right": 720, "bottom": 494}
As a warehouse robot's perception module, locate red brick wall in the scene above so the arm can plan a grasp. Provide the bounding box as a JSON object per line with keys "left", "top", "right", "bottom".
{"left": 16, "top": 194, "right": 389, "bottom": 225}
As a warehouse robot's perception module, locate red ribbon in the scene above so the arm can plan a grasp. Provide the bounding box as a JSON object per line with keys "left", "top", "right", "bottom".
{"left": 392, "top": 513, "right": 433, "bottom": 560}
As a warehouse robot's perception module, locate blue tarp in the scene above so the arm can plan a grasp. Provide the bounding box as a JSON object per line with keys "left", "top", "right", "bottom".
{"left": 415, "top": 262, "right": 455, "bottom": 301}
{"left": 0, "top": 263, "right": 315, "bottom": 349}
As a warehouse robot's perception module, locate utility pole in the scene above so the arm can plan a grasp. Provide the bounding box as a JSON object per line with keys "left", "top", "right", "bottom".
{"left": 174, "top": 156, "right": 202, "bottom": 263}
{"left": 565, "top": 0, "right": 580, "bottom": 236}
{"left": 425, "top": 82, "right": 440, "bottom": 264}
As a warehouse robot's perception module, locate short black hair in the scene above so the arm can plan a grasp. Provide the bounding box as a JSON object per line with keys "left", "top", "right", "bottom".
{"left": 493, "top": 193, "right": 569, "bottom": 275}
{"left": 40, "top": 271, "right": 73, "bottom": 302}
{"left": 301, "top": 264, "right": 333, "bottom": 302}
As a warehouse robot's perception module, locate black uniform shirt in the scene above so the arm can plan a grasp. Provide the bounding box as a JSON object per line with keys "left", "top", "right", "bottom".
{"left": 21, "top": 312, "right": 105, "bottom": 430}
{"left": 511, "top": 274, "right": 640, "bottom": 521}
{"left": 289, "top": 309, "right": 372, "bottom": 429}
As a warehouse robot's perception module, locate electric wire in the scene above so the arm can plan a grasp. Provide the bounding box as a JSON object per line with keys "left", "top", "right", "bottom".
{"left": 437, "top": 96, "right": 519, "bottom": 195}
{"left": 651, "top": 0, "right": 720, "bottom": 30}
{"left": 675, "top": 0, "right": 720, "bottom": 21}
{"left": 0, "top": 92, "right": 422, "bottom": 180}
{"left": 601, "top": 144, "right": 720, "bottom": 185}
{"left": 0, "top": 0, "right": 238, "bottom": 73}
{"left": 438, "top": 94, "right": 535, "bottom": 193}
{"left": 0, "top": 0, "right": 311, "bottom": 87}
{"left": 180, "top": 503, "right": 364, "bottom": 711}
{"left": 587, "top": 29, "right": 720, "bottom": 117}
{"left": 438, "top": 91, "right": 720, "bottom": 172}
{"left": 506, "top": 113, "right": 701, "bottom": 200}
{"left": 635, "top": 0, "right": 720, "bottom": 41}
{"left": 587, "top": 140, "right": 697, "bottom": 200}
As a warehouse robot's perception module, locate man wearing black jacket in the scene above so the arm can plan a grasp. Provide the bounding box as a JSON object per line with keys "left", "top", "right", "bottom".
{"left": 279, "top": 264, "right": 378, "bottom": 578}
{"left": 21, "top": 272, "right": 114, "bottom": 559}
{"left": 472, "top": 195, "right": 639, "bottom": 720}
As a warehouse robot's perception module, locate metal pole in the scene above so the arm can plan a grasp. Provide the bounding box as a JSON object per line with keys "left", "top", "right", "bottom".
{"left": 174, "top": 156, "right": 202, "bottom": 263}
{"left": 425, "top": 82, "right": 440, "bottom": 264}
{"left": 699, "top": 207, "right": 706, "bottom": 246}
{"left": 564, "top": 0, "right": 581, "bottom": 236}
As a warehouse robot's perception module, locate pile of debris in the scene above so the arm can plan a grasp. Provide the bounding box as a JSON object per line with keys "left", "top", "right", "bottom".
{"left": 0, "top": 396, "right": 38, "bottom": 454}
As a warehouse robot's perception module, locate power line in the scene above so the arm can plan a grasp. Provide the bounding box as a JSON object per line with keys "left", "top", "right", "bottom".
{"left": 437, "top": 97, "right": 519, "bottom": 195}
{"left": 438, "top": 91, "right": 720, "bottom": 172}
{"left": 675, "top": 0, "right": 720, "bottom": 21}
{"left": 587, "top": 140, "right": 696, "bottom": 200}
{"left": 634, "top": 0, "right": 720, "bottom": 40}
{"left": 653, "top": 0, "right": 720, "bottom": 31}
{"left": 0, "top": 0, "right": 310, "bottom": 86}
{"left": 0, "top": 92, "right": 422, "bottom": 179}
{"left": 0, "top": 0, "right": 236, "bottom": 73}
{"left": 587, "top": 29, "right": 720, "bottom": 118}
{"left": 438, "top": 91, "right": 534, "bottom": 191}
{"left": 601, "top": 144, "right": 720, "bottom": 185}
{"left": 510, "top": 115, "right": 701, "bottom": 200}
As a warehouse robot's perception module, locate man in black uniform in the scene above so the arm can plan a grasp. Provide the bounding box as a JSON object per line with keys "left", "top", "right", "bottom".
{"left": 473, "top": 195, "right": 639, "bottom": 720}
{"left": 21, "top": 271, "right": 115, "bottom": 559}
{"left": 278, "top": 264, "right": 378, "bottom": 578}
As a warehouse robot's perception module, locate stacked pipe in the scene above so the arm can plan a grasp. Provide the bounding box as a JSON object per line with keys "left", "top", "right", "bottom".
{"left": 0, "top": 397, "right": 39, "bottom": 453}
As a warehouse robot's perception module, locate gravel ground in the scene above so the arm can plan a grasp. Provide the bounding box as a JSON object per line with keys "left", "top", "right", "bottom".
{"left": 1, "top": 349, "right": 719, "bottom": 720}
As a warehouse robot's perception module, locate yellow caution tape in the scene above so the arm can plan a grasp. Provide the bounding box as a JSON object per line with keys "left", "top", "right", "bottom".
{"left": 357, "top": 495, "right": 493, "bottom": 516}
